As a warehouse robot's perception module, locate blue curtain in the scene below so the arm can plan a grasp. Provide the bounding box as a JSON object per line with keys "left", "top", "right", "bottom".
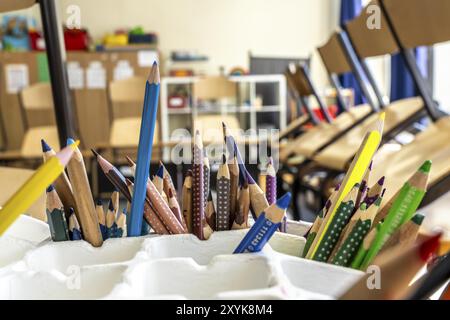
{"left": 339, "top": 0, "right": 364, "bottom": 108}
{"left": 390, "top": 47, "right": 428, "bottom": 101}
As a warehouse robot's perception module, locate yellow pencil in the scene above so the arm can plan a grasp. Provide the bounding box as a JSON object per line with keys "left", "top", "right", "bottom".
{"left": 0, "top": 142, "right": 78, "bottom": 236}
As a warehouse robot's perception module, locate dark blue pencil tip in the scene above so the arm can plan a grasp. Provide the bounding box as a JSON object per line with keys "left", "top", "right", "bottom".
{"left": 108, "top": 200, "right": 115, "bottom": 212}
{"left": 156, "top": 165, "right": 164, "bottom": 178}
{"left": 96, "top": 199, "right": 103, "bottom": 206}
{"left": 153, "top": 61, "right": 157, "bottom": 66}
{"left": 46, "top": 184, "right": 54, "bottom": 193}
{"left": 246, "top": 171, "right": 256, "bottom": 184}
{"left": 378, "top": 176, "right": 385, "bottom": 185}
{"left": 276, "top": 193, "right": 292, "bottom": 210}
{"left": 41, "top": 139, "right": 51, "bottom": 152}
{"left": 69, "top": 207, "right": 75, "bottom": 215}
{"left": 66, "top": 138, "right": 76, "bottom": 146}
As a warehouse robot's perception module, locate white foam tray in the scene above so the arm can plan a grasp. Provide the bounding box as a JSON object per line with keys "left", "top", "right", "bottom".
{"left": 0, "top": 216, "right": 363, "bottom": 300}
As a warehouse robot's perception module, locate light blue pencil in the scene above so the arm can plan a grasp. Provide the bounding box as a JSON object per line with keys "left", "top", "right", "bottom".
{"left": 128, "top": 62, "right": 160, "bottom": 236}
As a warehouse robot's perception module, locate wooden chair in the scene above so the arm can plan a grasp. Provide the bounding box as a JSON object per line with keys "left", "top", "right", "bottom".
{"left": 0, "top": 166, "right": 46, "bottom": 221}
{"left": 193, "top": 76, "right": 236, "bottom": 102}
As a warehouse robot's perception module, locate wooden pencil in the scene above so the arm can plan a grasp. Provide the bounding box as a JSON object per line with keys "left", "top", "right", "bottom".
{"left": 41, "top": 139, "right": 77, "bottom": 221}
{"left": 66, "top": 138, "right": 102, "bottom": 247}
{"left": 106, "top": 197, "right": 117, "bottom": 239}
{"left": 381, "top": 213, "right": 425, "bottom": 253}
{"left": 46, "top": 185, "right": 69, "bottom": 242}
{"left": 340, "top": 234, "right": 441, "bottom": 300}
{"left": 228, "top": 155, "right": 239, "bottom": 228}
{"left": 68, "top": 208, "right": 82, "bottom": 241}
{"left": 116, "top": 208, "right": 127, "bottom": 238}
{"left": 232, "top": 181, "right": 250, "bottom": 230}
{"left": 168, "top": 188, "right": 187, "bottom": 232}
{"left": 129, "top": 62, "right": 160, "bottom": 237}
{"left": 96, "top": 199, "right": 107, "bottom": 240}
{"left": 350, "top": 223, "right": 380, "bottom": 269}
{"left": 361, "top": 160, "right": 431, "bottom": 269}
{"left": 205, "top": 190, "right": 216, "bottom": 231}
{"left": 216, "top": 154, "right": 231, "bottom": 231}
{"left": 355, "top": 160, "right": 372, "bottom": 208}
{"left": 362, "top": 176, "right": 385, "bottom": 207}
{"left": 246, "top": 171, "right": 270, "bottom": 218}
{"left": 153, "top": 164, "right": 169, "bottom": 203}
{"left": 181, "top": 170, "right": 193, "bottom": 233}
{"left": 203, "top": 155, "right": 210, "bottom": 211}
{"left": 192, "top": 130, "right": 205, "bottom": 240}
{"left": 306, "top": 113, "right": 384, "bottom": 259}
{"left": 265, "top": 157, "right": 276, "bottom": 205}
{"left": 222, "top": 122, "right": 247, "bottom": 185}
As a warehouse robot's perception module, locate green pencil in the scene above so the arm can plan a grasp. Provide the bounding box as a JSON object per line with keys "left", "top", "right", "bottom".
{"left": 350, "top": 223, "right": 380, "bottom": 269}
{"left": 360, "top": 160, "right": 431, "bottom": 270}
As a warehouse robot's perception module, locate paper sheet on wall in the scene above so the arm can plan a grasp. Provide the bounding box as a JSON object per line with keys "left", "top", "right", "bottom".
{"left": 86, "top": 61, "right": 106, "bottom": 89}
{"left": 67, "top": 62, "right": 84, "bottom": 89}
{"left": 137, "top": 50, "right": 159, "bottom": 67}
{"left": 113, "top": 60, "right": 134, "bottom": 81}
{"left": 5, "top": 64, "right": 29, "bottom": 94}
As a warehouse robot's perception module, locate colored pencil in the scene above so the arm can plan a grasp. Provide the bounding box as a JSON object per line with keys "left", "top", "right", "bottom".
{"left": 222, "top": 122, "right": 247, "bottom": 185}
{"left": 350, "top": 223, "right": 380, "bottom": 269}
{"left": 153, "top": 164, "right": 169, "bottom": 204}
{"left": 205, "top": 190, "right": 216, "bottom": 231}
{"left": 355, "top": 160, "right": 372, "bottom": 208}
{"left": 407, "top": 250, "right": 450, "bottom": 300}
{"left": 310, "top": 183, "right": 360, "bottom": 262}
{"left": 168, "top": 188, "right": 186, "bottom": 232}
{"left": 259, "top": 169, "right": 267, "bottom": 194}
{"left": 340, "top": 234, "right": 441, "bottom": 300}
{"left": 68, "top": 208, "right": 82, "bottom": 241}
{"left": 96, "top": 199, "right": 107, "bottom": 240}
{"left": 362, "top": 176, "right": 385, "bottom": 207}
{"left": 116, "top": 208, "right": 127, "bottom": 238}
{"left": 0, "top": 143, "right": 77, "bottom": 236}
{"left": 125, "top": 179, "right": 169, "bottom": 234}
{"left": 41, "top": 139, "right": 77, "bottom": 221}
{"left": 106, "top": 192, "right": 119, "bottom": 239}
{"left": 246, "top": 171, "right": 269, "bottom": 218}
{"left": 232, "top": 181, "right": 250, "bottom": 230}
{"left": 216, "top": 154, "right": 231, "bottom": 231}
{"left": 228, "top": 155, "right": 239, "bottom": 228}
{"left": 192, "top": 130, "right": 205, "bottom": 239}
{"left": 331, "top": 196, "right": 382, "bottom": 267}
{"left": 181, "top": 170, "right": 193, "bottom": 233}
{"left": 305, "top": 113, "right": 384, "bottom": 259}
{"left": 66, "top": 138, "right": 102, "bottom": 247}
{"left": 302, "top": 199, "right": 332, "bottom": 257}
{"left": 265, "top": 157, "right": 276, "bottom": 205}
{"left": 203, "top": 155, "right": 210, "bottom": 211}
{"left": 233, "top": 192, "right": 291, "bottom": 254}
{"left": 381, "top": 213, "right": 425, "bottom": 253}
{"left": 162, "top": 163, "right": 186, "bottom": 229}
{"left": 360, "top": 160, "right": 431, "bottom": 269}
{"left": 129, "top": 62, "right": 160, "bottom": 237}
{"left": 46, "top": 185, "right": 69, "bottom": 242}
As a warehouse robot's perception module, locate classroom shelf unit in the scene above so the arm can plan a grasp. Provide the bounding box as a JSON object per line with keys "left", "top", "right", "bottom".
{"left": 160, "top": 74, "right": 287, "bottom": 162}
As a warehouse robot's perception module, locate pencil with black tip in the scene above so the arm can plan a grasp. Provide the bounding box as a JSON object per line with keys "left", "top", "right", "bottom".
{"left": 116, "top": 208, "right": 127, "bottom": 238}
{"left": 182, "top": 170, "right": 193, "bottom": 232}
{"left": 216, "top": 154, "right": 231, "bottom": 231}
{"left": 232, "top": 181, "right": 250, "bottom": 230}
{"left": 0, "top": 143, "right": 77, "bottom": 236}
{"left": 341, "top": 233, "right": 441, "bottom": 300}
{"left": 129, "top": 62, "right": 160, "bottom": 237}
{"left": 381, "top": 213, "right": 425, "bottom": 253}
{"left": 66, "top": 138, "right": 102, "bottom": 247}
{"left": 228, "top": 155, "right": 239, "bottom": 228}
{"left": 68, "top": 208, "right": 82, "bottom": 241}
{"left": 205, "top": 190, "right": 216, "bottom": 231}
{"left": 246, "top": 171, "right": 269, "bottom": 218}
{"left": 41, "top": 139, "right": 77, "bottom": 221}
{"left": 96, "top": 199, "right": 107, "bottom": 240}
{"left": 234, "top": 192, "right": 291, "bottom": 254}
{"left": 46, "top": 185, "right": 69, "bottom": 242}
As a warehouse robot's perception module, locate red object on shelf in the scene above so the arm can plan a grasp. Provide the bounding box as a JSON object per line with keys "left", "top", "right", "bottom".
{"left": 64, "top": 27, "right": 89, "bottom": 51}
{"left": 29, "top": 31, "right": 45, "bottom": 51}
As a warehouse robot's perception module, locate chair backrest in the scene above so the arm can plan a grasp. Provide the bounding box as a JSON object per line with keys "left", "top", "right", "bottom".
{"left": 345, "top": 0, "right": 399, "bottom": 58}
{"left": 19, "top": 83, "right": 56, "bottom": 129}
{"left": 193, "top": 76, "right": 236, "bottom": 101}
{"left": 0, "top": 0, "right": 35, "bottom": 12}
{"left": 108, "top": 76, "right": 146, "bottom": 120}
{"left": 317, "top": 33, "right": 353, "bottom": 75}
{"left": 194, "top": 115, "right": 240, "bottom": 143}
{"left": 381, "top": 0, "right": 450, "bottom": 49}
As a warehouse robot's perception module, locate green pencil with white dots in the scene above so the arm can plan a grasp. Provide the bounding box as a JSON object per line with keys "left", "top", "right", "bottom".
{"left": 311, "top": 183, "right": 360, "bottom": 262}
{"left": 331, "top": 196, "right": 383, "bottom": 267}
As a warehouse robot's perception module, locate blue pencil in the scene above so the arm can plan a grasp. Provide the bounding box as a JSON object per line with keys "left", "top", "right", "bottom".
{"left": 106, "top": 198, "right": 117, "bottom": 239}
{"left": 95, "top": 199, "right": 107, "bottom": 240}
{"left": 68, "top": 208, "right": 82, "bottom": 241}
{"left": 128, "top": 62, "right": 160, "bottom": 236}
{"left": 222, "top": 122, "right": 247, "bottom": 186}
{"left": 233, "top": 192, "right": 291, "bottom": 254}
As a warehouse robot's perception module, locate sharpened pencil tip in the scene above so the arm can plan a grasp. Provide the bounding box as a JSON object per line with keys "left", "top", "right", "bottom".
{"left": 419, "top": 160, "right": 432, "bottom": 173}
{"left": 378, "top": 176, "right": 385, "bottom": 186}
{"left": 125, "top": 156, "right": 135, "bottom": 167}
{"left": 148, "top": 62, "right": 160, "bottom": 84}
{"left": 108, "top": 199, "right": 115, "bottom": 212}
{"left": 276, "top": 193, "right": 292, "bottom": 210}
{"left": 411, "top": 213, "right": 425, "bottom": 225}
{"left": 91, "top": 148, "right": 99, "bottom": 158}
{"left": 46, "top": 184, "right": 54, "bottom": 193}
{"left": 96, "top": 199, "right": 103, "bottom": 206}
{"left": 156, "top": 165, "right": 164, "bottom": 178}
{"left": 246, "top": 171, "right": 256, "bottom": 185}
{"left": 419, "top": 233, "right": 441, "bottom": 262}
{"left": 379, "top": 112, "right": 386, "bottom": 121}
{"left": 41, "top": 139, "right": 51, "bottom": 152}
{"left": 66, "top": 138, "right": 75, "bottom": 146}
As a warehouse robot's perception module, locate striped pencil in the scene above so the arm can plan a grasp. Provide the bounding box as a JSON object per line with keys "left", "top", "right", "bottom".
{"left": 129, "top": 62, "right": 160, "bottom": 237}
{"left": 216, "top": 154, "right": 231, "bottom": 231}
{"left": 68, "top": 208, "right": 82, "bottom": 241}
{"left": 234, "top": 192, "right": 291, "bottom": 254}
{"left": 228, "top": 155, "right": 239, "bottom": 228}
{"left": 116, "top": 208, "right": 127, "bottom": 238}
{"left": 46, "top": 185, "right": 69, "bottom": 242}
{"left": 232, "top": 181, "right": 250, "bottom": 230}
{"left": 246, "top": 171, "right": 269, "bottom": 218}
{"left": 192, "top": 130, "right": 205, "bottom": 239}
{"left": 182, "top": 170, "right": 193, "bottom": 233}
{"left": 41, "top": 139, "right": 76, "bottom": 221}
{"left": 341, "top": 234, "right": 441, "bottom": 300}
{"left": 309, "top": 183, "right": 360, "bottom": 262}
{"left": 66, "top": 138, "right": 102, "bottom": 247}
{"left": 360, "top": 160, "right": 431, "bottom": 270}
{"left": 381, "top": 213, "right": 425, "bottom": 253}
{"left": 205, "top": 191, "right": 216, "bottom": 231}
{"left": 96, "top": 199, "right": 107, "bottom": 240}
